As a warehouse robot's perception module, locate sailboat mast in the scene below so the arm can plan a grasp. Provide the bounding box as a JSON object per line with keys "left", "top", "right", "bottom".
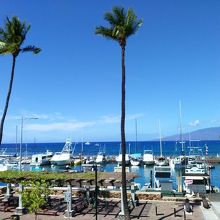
{"left": 135, "top": 119, "right": 137, "bottom": 153}
{"left": 159, "top": 120, "right": 162, "bottom": 157}
{"left": 179, "top": 101, "right": 184, "bottom": 153}
{"left": 16, "top": 125, "right": 18, "bottom": 156}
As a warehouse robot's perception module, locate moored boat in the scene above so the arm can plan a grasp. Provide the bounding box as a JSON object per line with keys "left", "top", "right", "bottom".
{"left": 30, "top": 150, "right": 53, "bottom": 166}
{"left": 116, "top": 153, "right": 130, "bottom": 166}
{"left": 0, "top": 158, "right": 19, "bottom": 171}
{"left": 130, "top": 153, "right": 142, "bottom": 166}
{"left": 143, "top": 150, "right": 154, "bottom": 165}
{"left": 95, "top": 152, "right": 106, "bottom": 164}
{"left": 50, "top": 140, "right": 73, "bottom": 166}
{"left": 154, "top": 165, "right": 173, "bottom": 190}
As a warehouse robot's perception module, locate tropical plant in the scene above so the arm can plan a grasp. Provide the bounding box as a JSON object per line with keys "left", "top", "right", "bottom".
{"left": 0, "top": 16, "right": 41, "bottom": 145}
{"left": 95, "top": 6, "right": 142, "bottom": 220}
{"left": 21, "top": 180, "right": 50, "bottom": 220}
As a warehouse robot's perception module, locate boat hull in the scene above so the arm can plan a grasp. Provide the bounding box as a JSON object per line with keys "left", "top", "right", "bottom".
{"left": 50, "top": 159, "right": 72, "bottom": 166}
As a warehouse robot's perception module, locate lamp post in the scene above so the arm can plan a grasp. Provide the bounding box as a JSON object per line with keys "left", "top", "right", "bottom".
{"left": 92, "top": 163, "right": 98, "bottom": 220}
{"left": 19, "top": 116, "right": 38, "bottom": 171}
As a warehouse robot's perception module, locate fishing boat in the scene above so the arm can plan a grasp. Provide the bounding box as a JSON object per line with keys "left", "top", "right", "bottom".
{"left": 50, "top": 140, "right": 73, "bottom": 166}
{"left": 154, "top": 165, "right": 173, "bottom": 190}
{"left": 30, "top": 150, "right": 53, "bottom": 166}
{"left": 183, "top": 145, "right": 211, "bottom": 194}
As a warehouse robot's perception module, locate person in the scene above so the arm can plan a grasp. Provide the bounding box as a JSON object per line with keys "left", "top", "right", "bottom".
{"left": 184, "top": 199, "right": 193, "bottom": 213}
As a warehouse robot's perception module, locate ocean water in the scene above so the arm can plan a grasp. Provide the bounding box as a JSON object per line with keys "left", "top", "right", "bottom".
{"left": 1, "top": 140, "right": 220, "bottom": 157}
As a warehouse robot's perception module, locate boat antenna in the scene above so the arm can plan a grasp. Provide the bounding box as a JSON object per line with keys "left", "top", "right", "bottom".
{"left": 179, "top": 100, "right": 184, "bottom": 154}
{"left": 158, "top": 119, "right": 163, "bottom": 157}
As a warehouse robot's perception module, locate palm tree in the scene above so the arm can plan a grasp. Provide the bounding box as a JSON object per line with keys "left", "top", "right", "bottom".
{"left": 0, "top": 16, "right": 41, "bottom": 145}
{"left": 96, "top": 7, "right": 142, "bottom": 220}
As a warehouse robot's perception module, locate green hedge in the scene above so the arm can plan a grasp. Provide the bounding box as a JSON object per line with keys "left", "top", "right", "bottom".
{"left": 0, "top": 170, "right": 97, "bottom": 183}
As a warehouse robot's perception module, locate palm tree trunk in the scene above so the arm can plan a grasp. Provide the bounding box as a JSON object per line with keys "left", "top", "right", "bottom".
{"left": 121, "top": 44, "right": 130, "bottom": 220}
{"left": 0, "top": 55, "right": 16, "bottom": 146}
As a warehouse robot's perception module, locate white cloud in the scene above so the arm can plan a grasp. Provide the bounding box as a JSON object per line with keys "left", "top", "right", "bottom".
{"left": 99, "top": 113, "right": 144, "bottom": 124}
{"left": 100, "top": 115, "right": 120, "bottom": 124}
{"left": 189, "top": 120, "right": 200, "bottom": 127}
{"left": 25, "top": 121, "right": 96, "bottom": 132}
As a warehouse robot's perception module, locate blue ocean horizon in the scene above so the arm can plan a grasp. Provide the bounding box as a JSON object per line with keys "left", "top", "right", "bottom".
{"left": 1, "top": 140, "right": 219, "bottom": 157}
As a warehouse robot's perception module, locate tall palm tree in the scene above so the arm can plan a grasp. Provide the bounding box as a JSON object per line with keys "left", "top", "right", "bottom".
{"left": 0, "top": 16, "right": 41, "bottom": 145}
{"left": 96, "top": 7, "right": 142, "bottom": 220}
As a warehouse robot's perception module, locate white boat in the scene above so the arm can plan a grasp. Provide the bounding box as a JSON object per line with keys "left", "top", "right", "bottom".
{"left": 116, "top": 154, "right": 130, "bottom": 165}
{"left": 155, "top": 120, "right": 169, "bottom": 166}
{"left": 0, "top": 158, "right": 18, "bottom": 171}
{"left": 143, "top": 150, "right": 154, "bottom": 165}
{"left": 30, "top": 150, "right": 53, "bottom": 166}
{"left": 130, "top": 120, "right": 142, "bottom": 166}
{"left": 155, "top": 156, "right": 169, "bottom": 166}
{"left": 183, "top": 162, "right": 210, "bottom": 194}
{"left": 50, "top": 140, "right": 73, "bottom": 166}
{"left": 95, "top": 152, "right": 106, "bottom": 164}
{"left": 170, "top": 155, "right": 186, "bottom": 169}
{"left": 183, "top": 145, "right": 211, "bottom": 194}
{"left": 130, "top": 153, "right": 142, "bottom": 166}
{"left": 130, "top": 158, "right": 140, "bottom": 166}
{"left": 154, "top": 165, "right": 173, "bottom": 190}
{"left": 85, "top": 156, "right": 95, "bottom": 164}
{"left": 185, "top": 161, "right": 207, "bottom": 174}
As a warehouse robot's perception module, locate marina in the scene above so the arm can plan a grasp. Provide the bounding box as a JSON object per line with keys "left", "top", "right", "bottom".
{"left": 0, "top": 140, "right": 219, "bottom": 192}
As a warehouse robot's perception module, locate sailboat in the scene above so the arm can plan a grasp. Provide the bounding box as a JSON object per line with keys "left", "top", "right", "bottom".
{"left": 95, "top": 145, "right": 106, "bottom": 164}
{"left": 155, "top": 120, "right": 168, "bottom": 166}
{"left": 130, "top": 119, "right": 142, "bottom": 166}
{"left": 116, "top": 143, "right": 130, "bottom": 166}
{"left": 170, "top": 101, "right": 186, "bottom": 169}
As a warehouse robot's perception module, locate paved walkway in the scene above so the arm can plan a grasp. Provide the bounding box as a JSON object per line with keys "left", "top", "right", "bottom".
{"left": 0, "top": 200, "right": 204, "bottom": 220}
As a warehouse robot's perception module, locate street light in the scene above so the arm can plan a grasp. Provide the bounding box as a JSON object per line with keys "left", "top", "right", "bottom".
{"left": 19, "top": 116, "right": 38, "bottom": 171}
{"left": 92, "top": 162, "right": 98, "bottom": 220}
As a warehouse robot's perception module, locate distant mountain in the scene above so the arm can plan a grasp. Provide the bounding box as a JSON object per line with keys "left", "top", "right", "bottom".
{"left": 162, "top": 127, "right": 220, "bottom": 141}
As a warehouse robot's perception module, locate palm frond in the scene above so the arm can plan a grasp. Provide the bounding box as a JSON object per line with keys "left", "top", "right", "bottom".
{"left": 112, "top": 7, "right": 126, "bottom": 25}
{"left": 0, "top": 16, "right": 39, "bottom": 56}
{"left": 95, "top": 26, "right": 117, "bottom": 40}
{"left": 21, "top": 45, "right": 41, "bottom": 54}
{"left": 0, "top": 43, "right": 16, "bottom": 55}
{"left": 104, "top": 12, "right": 117, "bottom": 26}
{"left": 96, "top": 6, "right": 142, "bottom": 44}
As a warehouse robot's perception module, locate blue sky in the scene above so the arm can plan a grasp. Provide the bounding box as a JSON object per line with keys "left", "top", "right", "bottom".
{"left": 0, "top": 0, "right": 220, "bottom": 143}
